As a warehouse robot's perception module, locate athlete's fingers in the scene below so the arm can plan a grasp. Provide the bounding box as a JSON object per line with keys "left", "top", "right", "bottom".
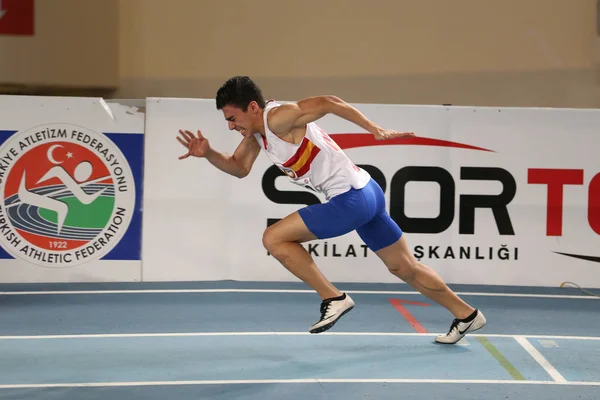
{"left": 178, "top": 129, "right": 192, "bottom": 141}
{"left": 196, "top": 130, "right": 205, "bottom": 139}
{"left": 176, "top": 135, "right": 189, "bottom": 147}
{"left": 389, "top": 131, "right": 415, "bottom": 139}
{"left": 182, "top": 130, "right": 196, "bottom": 141}
{"left": 178, "top": 151, "right": 190, "bottom": 160}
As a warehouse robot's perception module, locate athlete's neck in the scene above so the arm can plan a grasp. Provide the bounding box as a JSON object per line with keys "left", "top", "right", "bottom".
{"left": 255, "top": 108, "right": 266, "bottom": 137}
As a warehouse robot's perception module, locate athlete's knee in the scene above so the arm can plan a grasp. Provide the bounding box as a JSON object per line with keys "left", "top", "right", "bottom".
{"left": 378, "top": 242, "right": 418, "bottom": 281}
{"left": 262, "top": 225, "right": 280, "bottom": 253}
{"left": 387, "top": 257, "right": 418, "bottom": 281}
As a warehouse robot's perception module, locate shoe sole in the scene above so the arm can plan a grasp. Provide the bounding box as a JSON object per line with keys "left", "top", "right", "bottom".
{"left": 309, "top": 305, "right": 355, "bottom": 334}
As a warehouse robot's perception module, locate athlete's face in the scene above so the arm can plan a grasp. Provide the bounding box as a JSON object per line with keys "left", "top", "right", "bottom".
{"left": 222, "top": 102, "right": 261, "bottom": 138}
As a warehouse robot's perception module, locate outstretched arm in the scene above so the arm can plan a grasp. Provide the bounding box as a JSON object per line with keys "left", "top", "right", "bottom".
{"left": 177, "top": 129, "right": 260, "bottom": 178}
{"left": 267, "top": 96, "right": 415, "bottom": 140}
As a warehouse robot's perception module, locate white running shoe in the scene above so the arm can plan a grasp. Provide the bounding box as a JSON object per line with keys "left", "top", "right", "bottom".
{"left": 435, "top": 309, "right": 487, "bottom": 344}
{"left": 309, "top": 293, "right": 355, "bottom": 334}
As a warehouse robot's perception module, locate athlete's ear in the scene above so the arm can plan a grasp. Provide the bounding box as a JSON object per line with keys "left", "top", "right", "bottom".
{"left": 248, "top": 101, "right": 260, "bottom": 114}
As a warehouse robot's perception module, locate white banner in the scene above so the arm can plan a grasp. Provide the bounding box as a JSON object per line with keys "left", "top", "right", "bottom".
{"left": 0, "top": 96, "right": 145, "bottom": 283}
{"left": 143, "top": 98, "right": 600, "bottom": 288}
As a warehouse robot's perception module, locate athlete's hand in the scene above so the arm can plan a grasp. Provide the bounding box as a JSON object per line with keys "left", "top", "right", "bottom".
{"left": 177, "top": 129, "right": 210, "bottom": 160}
{"left": 373, "top": 128, "right": 415, "bottom": 141}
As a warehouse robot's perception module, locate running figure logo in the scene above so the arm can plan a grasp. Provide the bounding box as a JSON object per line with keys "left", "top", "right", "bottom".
{"left": 0, "top": 124, "right": 135, "bottom": 267}
{"left": 17, "top": 145, "right": 110, "bottom": 235}
{"left": 6, "top": 141, "right": 114, "bottom": 249}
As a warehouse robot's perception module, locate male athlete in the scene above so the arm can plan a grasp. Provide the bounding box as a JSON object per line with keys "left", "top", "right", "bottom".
{"left": 177, "top": 76, "right": 486, "bottom": 344}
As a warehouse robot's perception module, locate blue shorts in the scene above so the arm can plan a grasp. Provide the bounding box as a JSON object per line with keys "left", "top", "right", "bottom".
{"left": 298, "top": 178, "right": 403, "bottom": 252}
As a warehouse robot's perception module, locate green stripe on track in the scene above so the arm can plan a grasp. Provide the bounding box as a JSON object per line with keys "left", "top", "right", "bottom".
{"left": 476, "top": 336, "right": 526, "bottom": 380}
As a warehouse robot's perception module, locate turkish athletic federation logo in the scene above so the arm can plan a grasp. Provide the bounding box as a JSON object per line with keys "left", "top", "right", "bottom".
{"left": 0, "top": 123, "right": 135, "bottom": 267}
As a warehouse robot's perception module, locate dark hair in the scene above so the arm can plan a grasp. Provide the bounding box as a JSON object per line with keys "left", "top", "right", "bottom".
{"left": 215, "top": 76, "right": 266, "bottom": 111}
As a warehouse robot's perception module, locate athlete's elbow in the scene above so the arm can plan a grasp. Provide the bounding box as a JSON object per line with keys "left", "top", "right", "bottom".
{"left": 320, "top": 95, "right": 346, "bottom": 113}
{"left": 235, "top": 168, "right": 250, "bottom": 178}
{"left": 322, "top": 95, "right": 343, "bottom": 106}
{"left": 324, "top": 95, "right": 343, "bottom": 103}
{"left": 231, "top": 156, "right": 251, "bottom": 178}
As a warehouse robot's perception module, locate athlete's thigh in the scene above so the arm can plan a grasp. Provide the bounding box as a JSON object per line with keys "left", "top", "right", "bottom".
{"left": 265, "top": 211, "right": 318, "bottom": 244}
{"left": 372, "top": 233, "right": 412, "bottom": 268}
{"left": 354, "top": 179, "right": 403, "bottom": 252}
{"left": 356, "top": 209, "right": 403, "bottom": 252}
{"left": 297, "top": 189, "right": 374, "bottom": 240}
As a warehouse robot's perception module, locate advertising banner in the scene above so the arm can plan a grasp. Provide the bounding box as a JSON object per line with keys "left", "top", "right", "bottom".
{"left": 0, "top": 96, "right": 144, "bottom": 282}
{"left": 144, "top": 98, "right": 600, "bottom": 287}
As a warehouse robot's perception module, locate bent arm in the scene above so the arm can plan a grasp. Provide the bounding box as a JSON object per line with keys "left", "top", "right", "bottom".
{"left": 205, "top": 136, "right": 261, "bottom": 178}
{"left": 267, "top": 96, "right": 381, "bottom": 135}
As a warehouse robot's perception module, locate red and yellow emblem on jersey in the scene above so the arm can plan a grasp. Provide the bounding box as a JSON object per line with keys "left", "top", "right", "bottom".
{"left": 281, "top": 137, "right": 321, "bottom": 178}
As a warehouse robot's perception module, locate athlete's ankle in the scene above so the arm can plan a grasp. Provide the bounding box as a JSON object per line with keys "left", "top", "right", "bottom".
{"left": 319, "top": 290, "right": 343, "bottom": 300}
{"left": 455, "top": 307, "right": 476, "bottom": 320}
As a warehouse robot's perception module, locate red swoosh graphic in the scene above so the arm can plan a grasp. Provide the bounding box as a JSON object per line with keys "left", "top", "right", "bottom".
{"left": 329, "top": 134, "right": 494, "bottom": 152}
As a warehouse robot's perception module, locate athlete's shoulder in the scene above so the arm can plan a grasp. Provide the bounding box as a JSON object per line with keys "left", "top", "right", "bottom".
{"left": 264, "top": 99, "right": 281, "bottom": 111}
{"left": 264, "top": 99, "right": 283, "bottom": 123}
{"left": 266, "top": 100, "right": 296, "bottom": 117}
{"left": 265, "top": 101, "right": 302, "bottom": 136}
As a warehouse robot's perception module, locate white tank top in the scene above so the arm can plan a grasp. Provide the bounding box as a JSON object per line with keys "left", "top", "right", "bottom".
{"left": 254, "top": 101, "right": 371, "bottom": 200}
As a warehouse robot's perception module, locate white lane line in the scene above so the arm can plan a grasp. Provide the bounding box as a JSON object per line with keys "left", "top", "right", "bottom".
{"left": 0, "top": 378, "right": 599, "bottom": 389}
{"left": 0, "top": 288, "right": 596, "bottom": 300}
{"left": 514, "top": 336, "right": 568, "bottom": 383}
{"left": 0, "top": 331, "right": 598, "bottom": 341}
